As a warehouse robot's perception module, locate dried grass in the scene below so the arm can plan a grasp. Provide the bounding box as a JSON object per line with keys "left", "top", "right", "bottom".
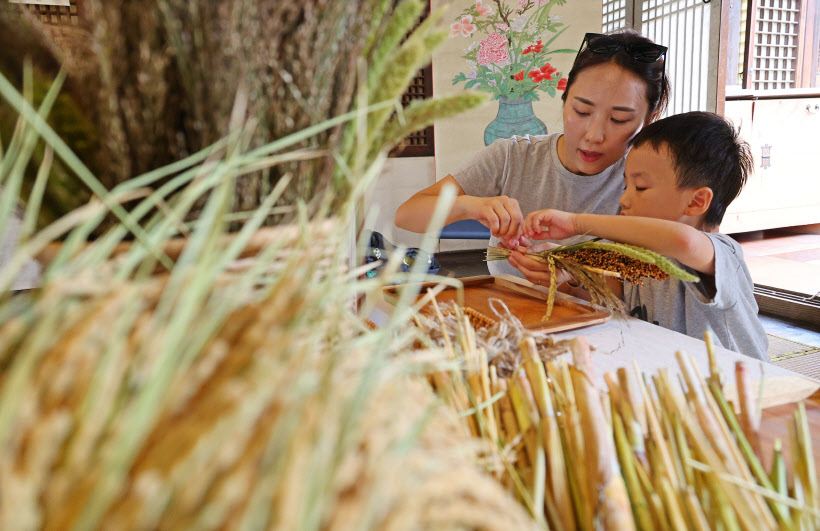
{"left": 0, "top": 24, "right": 514, "bottom": 526}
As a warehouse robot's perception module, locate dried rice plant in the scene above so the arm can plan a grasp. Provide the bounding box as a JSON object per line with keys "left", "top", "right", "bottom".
{"left": 421, "top": 308, "right": 820, "bottom": 531}
{"left": 0, "top": 0, "right": 486, "bottom": 228}
{"left": 487, "top": 239, "right": 699, "bottom": 319}
{"left": 0, "top": 36, "right": 524, "bottom": 529}
{"left": 411, "top": 299, "right": 575, "bottom": 377}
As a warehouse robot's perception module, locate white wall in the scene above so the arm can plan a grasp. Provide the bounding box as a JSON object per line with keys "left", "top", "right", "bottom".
{"left": 367, "top": 156, "right": 436, "bottom": 249}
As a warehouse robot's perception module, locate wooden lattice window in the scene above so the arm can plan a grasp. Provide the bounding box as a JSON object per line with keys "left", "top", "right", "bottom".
{"left": 390, "top": 1, "right": 433, "bottom": 158}
{"left": 740, "top": 0, "right": 820, "bottom": 90}
{"left": 390, "top": 64, "right": 434, "bottom": 157}
{"left": 16, "top": 1, "right": 79, "bottom": 25}
{"left": 602, "top": 0, "right": 628, "bottom": 34}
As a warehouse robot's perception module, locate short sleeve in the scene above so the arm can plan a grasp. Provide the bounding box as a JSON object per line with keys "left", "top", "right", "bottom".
{"left": 451, "top": 138, "right": 511, "bottom": 198}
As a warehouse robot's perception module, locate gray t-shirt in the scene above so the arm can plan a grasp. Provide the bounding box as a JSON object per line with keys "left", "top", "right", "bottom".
{"left": 451, "top": 133, "right": 626, "bottom": 276}
{"left": 623, "top": 232, "right": 769, "bottom": 362}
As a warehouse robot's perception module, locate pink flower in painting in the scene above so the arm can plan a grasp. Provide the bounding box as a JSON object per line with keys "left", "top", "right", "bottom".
{"left": 476, "top": 31, "right": 510, "bottom": 66}
{"left": 450, "top": 15, "right": 476, "bottom": 37}
{"left": 475, "top": 0, "right": 493, "bottom": 16}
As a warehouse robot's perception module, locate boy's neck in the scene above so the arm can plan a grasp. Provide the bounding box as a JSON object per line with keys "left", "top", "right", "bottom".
{"left": 675, "top": 213, "right": 708, "bottom": 231}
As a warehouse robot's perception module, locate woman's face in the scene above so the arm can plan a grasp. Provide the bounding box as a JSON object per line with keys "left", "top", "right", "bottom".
{"left": 558, "top": 62, "right": 652, "bottom": 175}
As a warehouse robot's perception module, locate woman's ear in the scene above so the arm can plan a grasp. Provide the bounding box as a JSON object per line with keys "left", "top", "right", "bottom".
{"left": 684, "top": 187, "right": 713, "bottom": 216}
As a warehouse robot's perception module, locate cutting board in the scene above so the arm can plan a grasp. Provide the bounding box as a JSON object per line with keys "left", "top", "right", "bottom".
{"left": 383, "top": 274, "right": 611, "bottom": 334}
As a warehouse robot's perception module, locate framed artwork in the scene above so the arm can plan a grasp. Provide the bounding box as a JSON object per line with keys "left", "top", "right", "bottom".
{"left": 431, "top": 0, "right": 602, "bottom": 181}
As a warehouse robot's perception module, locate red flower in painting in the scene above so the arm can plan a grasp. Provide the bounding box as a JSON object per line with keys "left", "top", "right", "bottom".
{"left": 526, "top": 64, "right": 561, "bottom": 84}
{"left": 557, "top": 77, "right": 568, "bottom": 91}
{"left": 514, "top": 70, "right": 525, "bottom": 81}
{"left": 523, "top": 40, "right": 544, "bottom": 55}
{"left": 539, "top": 63, "right": 557, "bottom": 80}
{"left": 477, "top": 31, "right": 510, "bottom": 66}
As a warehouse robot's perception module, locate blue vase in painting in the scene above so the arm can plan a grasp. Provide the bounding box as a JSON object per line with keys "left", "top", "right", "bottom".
{"left": 483, "top": 96, "right": 547, "bottom": 146}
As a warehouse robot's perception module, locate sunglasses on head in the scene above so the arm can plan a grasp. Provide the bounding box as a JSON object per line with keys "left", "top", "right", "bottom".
{"left": 577, "top": 33, "right": 668, "bottom": 63}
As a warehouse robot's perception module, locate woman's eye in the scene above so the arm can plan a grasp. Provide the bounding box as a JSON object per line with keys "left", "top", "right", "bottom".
{"left": 611, "top": 118, "right": 629, "bottom": 124}
{"left": 574, "top": 110, "right": 590, "bottom": 117}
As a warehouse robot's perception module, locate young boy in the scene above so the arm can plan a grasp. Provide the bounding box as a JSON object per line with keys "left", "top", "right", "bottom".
{"left": 520, "top": 111, "right": 769, "bottom": 361}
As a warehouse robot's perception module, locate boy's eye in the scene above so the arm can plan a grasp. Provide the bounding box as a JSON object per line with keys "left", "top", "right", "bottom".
{"left": 635, "top": 187, "right": 647, "bottom": 192}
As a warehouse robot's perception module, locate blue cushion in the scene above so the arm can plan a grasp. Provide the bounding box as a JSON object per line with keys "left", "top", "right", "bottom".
{"left": 440, "top": 219, "right": 491, "bottom": 240}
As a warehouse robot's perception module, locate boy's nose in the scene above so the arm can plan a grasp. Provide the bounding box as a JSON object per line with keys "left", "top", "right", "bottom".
{"left": 618, "top": 190, "right": 630, "bottom": 209}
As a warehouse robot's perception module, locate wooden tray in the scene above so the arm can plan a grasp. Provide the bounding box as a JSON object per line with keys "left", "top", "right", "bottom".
{"left": 384, "top": 274, "right": 611, "bottom": 334}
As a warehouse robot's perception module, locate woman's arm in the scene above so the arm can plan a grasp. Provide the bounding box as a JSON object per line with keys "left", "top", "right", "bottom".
{"left": 523, "top": 210, "right": 716, "bottom": 274}
{"left": 394, "top": 175, "right": 525, "bottom": 244}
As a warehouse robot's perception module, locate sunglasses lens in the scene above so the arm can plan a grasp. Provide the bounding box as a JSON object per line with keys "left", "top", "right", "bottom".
{"left": 628, "top": 43, "right": 665, "bottom": 63}
{"left": 587, "top": 36, "right": 621, "bottom": 55}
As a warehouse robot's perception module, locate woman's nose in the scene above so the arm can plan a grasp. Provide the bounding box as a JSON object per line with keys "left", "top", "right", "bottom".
{"left": 584, "top": 116, "right": 606, "bottom": 144}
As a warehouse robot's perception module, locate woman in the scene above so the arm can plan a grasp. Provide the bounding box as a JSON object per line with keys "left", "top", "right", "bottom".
{"left": 394, "top": 30, "right": 669, "bottom": 281}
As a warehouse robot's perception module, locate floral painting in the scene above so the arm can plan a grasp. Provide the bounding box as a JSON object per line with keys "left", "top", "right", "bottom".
{"left": 450, "top": 0, "right": 575, "bottom": 102}
{"left": 431, "top": 0, "right": 599, "bottom": 250}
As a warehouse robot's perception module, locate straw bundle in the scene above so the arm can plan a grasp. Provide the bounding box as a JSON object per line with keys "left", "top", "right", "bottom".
{"left": 421, "top": 307, "right": 820, "bottom": 530}
{"left": 487, "top": 239, "right": 699, "bottom": 319}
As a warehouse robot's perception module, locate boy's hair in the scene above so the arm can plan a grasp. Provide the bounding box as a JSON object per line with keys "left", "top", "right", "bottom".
{"left": 630, "top": 111, "right": 753, "bottom": 228}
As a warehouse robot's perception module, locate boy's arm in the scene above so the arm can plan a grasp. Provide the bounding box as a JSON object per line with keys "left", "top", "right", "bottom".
{"left": 523, "top": 209, "right": 716, "bottom": 275}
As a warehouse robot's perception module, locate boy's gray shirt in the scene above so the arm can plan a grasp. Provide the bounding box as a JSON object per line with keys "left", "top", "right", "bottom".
{"left": 623, "top": 232, "right": 769, "bottom": 362}
{"left": 451, "top": 134, "right": 625, "bottom": 277}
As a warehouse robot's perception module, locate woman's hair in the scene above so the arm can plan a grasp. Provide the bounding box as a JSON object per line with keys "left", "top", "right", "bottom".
{"left": 561, "top": 29, "right": 669, "bottom": 120}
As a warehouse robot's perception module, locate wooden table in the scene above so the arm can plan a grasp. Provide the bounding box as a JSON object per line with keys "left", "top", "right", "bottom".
{"left": 760, "top": 390, "right": 820, "bottom": 473}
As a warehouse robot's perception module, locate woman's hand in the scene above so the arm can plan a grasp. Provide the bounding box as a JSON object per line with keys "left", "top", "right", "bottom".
{"left": 522, "top": 209, "right": 579, "bottom": 241}
{"left": 507, "top": 242, "right": 572, "bottom": 288}
{"left": 458, "top": 195, "right": 524, "bottom": 246}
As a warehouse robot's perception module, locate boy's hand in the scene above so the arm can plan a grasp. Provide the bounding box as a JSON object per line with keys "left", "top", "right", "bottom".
{"left": 522, "top": 209, "right": 579, "bottom": 240}
{"left": 508, "top": 243, "right": 572, "bottom": 288}
{"left": 497, "top": 235, "right": 532, "bottom": 250}
{"left": 460, "top": 195, "right": 524, "bottom": 246}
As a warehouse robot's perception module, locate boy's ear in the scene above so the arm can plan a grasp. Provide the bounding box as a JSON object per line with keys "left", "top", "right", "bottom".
{"left": 685, "top": 187, "right": 713, "bottom": 216}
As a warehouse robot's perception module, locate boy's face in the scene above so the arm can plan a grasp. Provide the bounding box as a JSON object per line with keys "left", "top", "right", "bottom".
{"left": 620, "top": 144, "right": 697, "bottom": 223}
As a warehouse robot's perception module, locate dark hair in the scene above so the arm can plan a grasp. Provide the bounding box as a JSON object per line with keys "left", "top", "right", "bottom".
{"left": 630, "top": 111, "right": 753, "bottom": 228}
{"left": 561, "top": 29, "right": 669, "bottom": 120}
